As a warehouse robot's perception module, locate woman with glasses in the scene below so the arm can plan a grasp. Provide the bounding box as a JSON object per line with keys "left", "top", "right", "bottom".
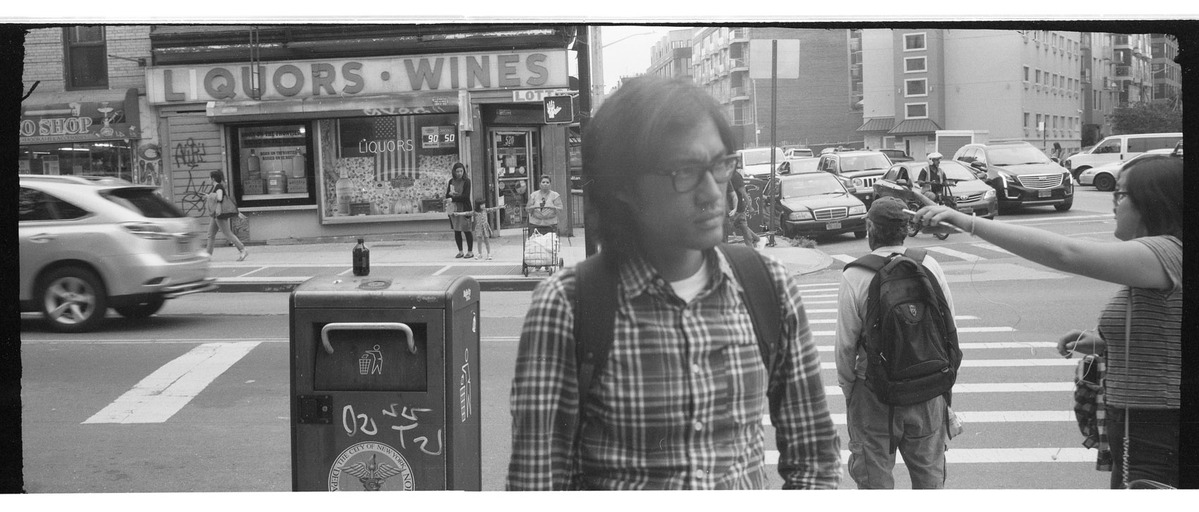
{"left": 913, "top": 154, "right": 1182, "bottom": 488}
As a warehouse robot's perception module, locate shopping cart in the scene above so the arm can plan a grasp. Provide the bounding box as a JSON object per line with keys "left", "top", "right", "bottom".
{"left": 522, "top": 227, "right": 563, "bottom": 277}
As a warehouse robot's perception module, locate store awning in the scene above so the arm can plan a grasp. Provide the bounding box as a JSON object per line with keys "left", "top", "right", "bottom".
{"left": 20, "top": 88, "right": 141, "bottom": 144}
{"left": 888, "top": 119, "right": 942, "bottom": 135}
{"left": 206, "top": 92, "right": 461, "bottom": 123}
{"left": 856, "top": 117, "right": 895, "bottom": 133}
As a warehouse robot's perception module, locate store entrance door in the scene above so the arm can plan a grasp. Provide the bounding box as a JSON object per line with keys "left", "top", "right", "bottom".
{"left": 488, "top": 128, "right": 539, "bottom": 229}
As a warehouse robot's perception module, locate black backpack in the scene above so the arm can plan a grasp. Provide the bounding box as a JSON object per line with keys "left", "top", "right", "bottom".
{"left": 844, "top": 248, "right": 961, "bottom": 407}
{"left": 573, "top": 244, "right": 782, "bottom": 413}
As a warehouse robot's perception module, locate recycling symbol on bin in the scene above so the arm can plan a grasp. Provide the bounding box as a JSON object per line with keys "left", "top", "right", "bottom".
{"left": 359, "top": 345, "right": 383, "bottom": 376}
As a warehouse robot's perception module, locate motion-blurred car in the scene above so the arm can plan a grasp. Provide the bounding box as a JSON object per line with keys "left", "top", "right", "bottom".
{"left": 1078, "top": 148, "right": 1176, "bottom": 191}
{"left": 952, "top": 141, "right": 1074, "bottom": 212}
{"left": 815, "top": 149, "right": 893, "bottom": 207}
{"left": 771, "top": 171, "right": 868, "bottom": 239}
{"left": 878, "top": 148, "right": 913, "bottom": 163}
{"left": 19, "top": 174, "right": 216, "bottom": 332}
{"left": 874, "top": 160, "right": 999, "bottom": 220}
{"left": 737, "top": 147, "right": 786, "bottom": 178}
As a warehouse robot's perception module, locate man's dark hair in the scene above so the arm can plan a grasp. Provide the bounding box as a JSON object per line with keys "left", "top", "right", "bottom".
{"left": 583, "top": 76, "right": 736, "bottom": 259}
{"left": 867, "top": 219, "right": 907, "bottom": 249}
{"left": 1122, "top": 154, "right": 1183, "bottom": 239}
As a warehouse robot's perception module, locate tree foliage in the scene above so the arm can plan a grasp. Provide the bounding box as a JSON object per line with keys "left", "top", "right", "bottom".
{"left": 1110, "top": 101, "right": 1182, "bottom": 134}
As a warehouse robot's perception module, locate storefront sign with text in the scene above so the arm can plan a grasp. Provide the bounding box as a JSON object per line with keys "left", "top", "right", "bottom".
{"left": 146, "top": 50, "right": 570, "bottom": 104}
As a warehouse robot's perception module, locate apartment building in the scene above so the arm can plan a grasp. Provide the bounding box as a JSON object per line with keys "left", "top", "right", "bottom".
{"left": 647, "top": 28, "right": 695, "bottom": 81}
{"left": 1151, "top": 34, "right": 1181, "bottom": 106}
{"left": 859, "top": 29, "right": 1087, "bottom": 160}
{"left": 689, "top": 27, "right": 864, "bottom": 151}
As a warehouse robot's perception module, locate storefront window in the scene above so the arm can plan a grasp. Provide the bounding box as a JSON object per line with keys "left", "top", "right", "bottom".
{"left": 232, "top": 123, "right": 314, "bottom": 205}
{"left": 320, "top": 112, "right": 460, "bottom": 223}
{"left": 19, "top": 141, "right": 133, "bottom": 181}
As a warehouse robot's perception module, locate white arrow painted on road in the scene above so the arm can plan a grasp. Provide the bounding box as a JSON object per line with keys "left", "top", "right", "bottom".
{"left": 83, "top": 342, "right": 260, "bottom": 424}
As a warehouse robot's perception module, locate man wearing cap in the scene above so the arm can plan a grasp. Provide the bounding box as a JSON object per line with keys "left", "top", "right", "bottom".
{"left": 834, "top": 196, "right": 958, "bottom": 488}
{"left": 918, "top": 152, "right": 950, "bottom": 206}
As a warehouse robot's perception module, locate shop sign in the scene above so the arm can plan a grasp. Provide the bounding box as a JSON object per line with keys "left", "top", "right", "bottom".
{"left": 147, "top": 50, "right": 570, "bottom": 105}
{"left": 20, "top": 97, "right": 141, "bottom": 144}
{"left": 511, "top": 88, "right": 570, "bottom": 102}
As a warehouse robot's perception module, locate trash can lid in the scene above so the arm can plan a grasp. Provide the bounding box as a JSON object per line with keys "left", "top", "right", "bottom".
{"left": 291, "top": 275, "right": 479, "bottom": 309}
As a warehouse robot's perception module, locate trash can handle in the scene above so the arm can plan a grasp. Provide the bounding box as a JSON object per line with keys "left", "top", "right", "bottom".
{"left": 320, "top": 322, "right": 416, "bottom": 355}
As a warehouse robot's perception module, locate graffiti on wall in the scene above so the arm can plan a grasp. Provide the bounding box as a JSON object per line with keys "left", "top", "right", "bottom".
{"left": 179, "top": 171, "right": 250, "bottom": 241}
{"left": 135, "top": 143, "right": 164, "bottom": 188}
{"left": 174, "top": 138, "right": 207, "bottom": 169}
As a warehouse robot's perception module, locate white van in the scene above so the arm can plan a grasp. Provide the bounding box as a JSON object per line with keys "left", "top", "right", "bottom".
{"left": 1064, "top": 132, "right": 1182, "bottom": 179}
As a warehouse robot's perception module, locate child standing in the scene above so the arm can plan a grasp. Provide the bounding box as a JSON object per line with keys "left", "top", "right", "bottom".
{"left": 472, "top": 203, "right": 502, "bottom": 260}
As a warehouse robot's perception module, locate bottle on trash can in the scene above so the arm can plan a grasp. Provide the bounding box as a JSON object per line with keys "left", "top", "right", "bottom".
{"left": 352, "top": 238, "right": 370, "bottom": 276}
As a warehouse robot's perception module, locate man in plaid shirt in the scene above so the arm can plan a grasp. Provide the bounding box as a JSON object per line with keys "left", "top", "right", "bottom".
{"left": 506, "top": 76, "right": 841, "bottom": 490}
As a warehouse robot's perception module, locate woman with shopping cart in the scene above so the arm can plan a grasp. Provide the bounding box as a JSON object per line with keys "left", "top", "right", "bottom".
{"left": 526, "top": 175, "right": 563, "bottom": 236}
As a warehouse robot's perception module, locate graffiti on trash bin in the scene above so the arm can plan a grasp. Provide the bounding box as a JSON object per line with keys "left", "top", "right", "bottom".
{"left": 383, "top": 404, "right": 444, "bottom": 456}
{"left": 327, "top": 441, "right": 416, "bottom": 491}
{"left": 340, "top": 403, "right": 446, "bottom": 457}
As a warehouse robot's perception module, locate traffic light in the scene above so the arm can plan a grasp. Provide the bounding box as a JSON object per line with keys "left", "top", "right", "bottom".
{"left": 543, "top": 95, "right": 576, "bottom": 124}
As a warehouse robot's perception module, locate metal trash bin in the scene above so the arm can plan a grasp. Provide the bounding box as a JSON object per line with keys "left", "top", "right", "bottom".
{"left": 290, "top": 275, "right": 481, "bottom": 491}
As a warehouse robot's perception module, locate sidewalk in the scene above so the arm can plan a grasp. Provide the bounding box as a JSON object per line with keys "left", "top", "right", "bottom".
{"left": 207, "top": 228, "right": 832, "bottom": 292}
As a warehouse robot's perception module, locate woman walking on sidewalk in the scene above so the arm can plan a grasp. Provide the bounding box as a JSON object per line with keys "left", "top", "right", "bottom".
{"left": 445, "top": 162, "right": 475, "bottom": 258}
{"left": 204, "top": 170, "right": 249, "bottom": 261}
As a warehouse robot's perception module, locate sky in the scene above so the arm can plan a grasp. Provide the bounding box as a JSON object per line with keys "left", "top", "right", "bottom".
{"left": 597, "top": 25, "right": 679, "bottom": 94}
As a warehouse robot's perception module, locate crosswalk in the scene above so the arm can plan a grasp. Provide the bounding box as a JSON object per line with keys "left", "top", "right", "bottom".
{"left": 770, "top": 280, "right": 1098, "bottom": 476}
{"left": 829, "top": 241, "right": 1020, "bottom": 265}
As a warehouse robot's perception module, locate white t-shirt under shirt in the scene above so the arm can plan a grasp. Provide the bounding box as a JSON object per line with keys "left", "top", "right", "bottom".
{"left": 669, "top": 258, "right": 711, "bottom": 303}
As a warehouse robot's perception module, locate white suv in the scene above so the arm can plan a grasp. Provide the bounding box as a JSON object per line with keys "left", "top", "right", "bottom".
{"left": 19, "top": 175, "right": 216, "bottom": 332}
{"left": 1064, "top": 132, "right": 1182, "bottom": 180}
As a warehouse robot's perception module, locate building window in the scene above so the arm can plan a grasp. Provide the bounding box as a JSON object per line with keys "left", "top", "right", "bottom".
{"left": 1035, "top": 69, "right": 1042, "bottom": 84}
{"left": 904, "top": 56, "right": 927, "bottom": 73}
{"left": 63, "top": 26, "right": 107, "bottom": 90}
{"left": 232, "top": 123, "right": 314, "bottom": 205}
{"left": 905, "top": 103, "right": 928, "bottom": 119}
{"left": 905, "top": 78, "right": 928, "bottom": 97}
{"left": 903, "top": 32, "right": 927, "bottom": 51}
{"left": 1023, "top": 66, "right": 1030, "bottom": 82}
{"left": 1024, "top": 112, "right": 1031, "bottom": 128}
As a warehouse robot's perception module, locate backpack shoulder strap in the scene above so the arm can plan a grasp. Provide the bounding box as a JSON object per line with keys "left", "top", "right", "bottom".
{"left": 844, "top": 253, "right": 889, "bottom": 273}
{"left": 717, "top": 244, "right": 780, "bottom": 370}
{"left": 573, "top": 252, "right": 618, "bottom": 406}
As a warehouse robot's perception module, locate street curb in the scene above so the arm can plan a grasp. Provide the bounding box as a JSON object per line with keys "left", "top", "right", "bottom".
{"left": 212, "top": 276, "right": 544, "bottom": 293}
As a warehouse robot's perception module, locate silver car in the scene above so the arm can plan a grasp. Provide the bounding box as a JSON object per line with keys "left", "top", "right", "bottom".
{"left": 19, "top": 175, "right": 216, "bottom": 332}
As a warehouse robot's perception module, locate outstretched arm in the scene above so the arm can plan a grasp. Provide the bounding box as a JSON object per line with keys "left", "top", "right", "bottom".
{"left": 913, "top": 205, "right": 1171, "bottom": 289}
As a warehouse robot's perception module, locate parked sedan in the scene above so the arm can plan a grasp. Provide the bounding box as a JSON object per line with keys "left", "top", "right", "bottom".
{"left": 873, "top": 160, "right": 999, "bottom": 220}
{"left": 953, "top": 141, "right": 1074, "bottom": 212}
{"left": 772, "top": 171, "right": 867, "bottom": 239}
{"left": 19, "top": 175, "right": 216, "bottom": 332}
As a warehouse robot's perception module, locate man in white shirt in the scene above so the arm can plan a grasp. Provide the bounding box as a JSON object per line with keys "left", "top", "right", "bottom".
{"left": 834, "top": 196, "right": 957, "bottom": 489}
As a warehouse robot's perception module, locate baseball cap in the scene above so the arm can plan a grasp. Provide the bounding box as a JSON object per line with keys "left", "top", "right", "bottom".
{"left": 868, "top": 196, "right": 909, "bottom": 226}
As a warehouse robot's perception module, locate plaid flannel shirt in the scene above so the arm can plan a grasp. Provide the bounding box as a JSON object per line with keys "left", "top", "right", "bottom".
{"left": 506, "top": 249, "right": 841, "bottom": 490}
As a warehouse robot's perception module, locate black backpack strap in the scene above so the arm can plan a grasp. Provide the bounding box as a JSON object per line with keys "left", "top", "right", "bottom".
{"left": 573, "top": 252, "right": 618, "bottom": 408}
{"left": 718, "top": 244, "right": 781, "bottom": 372}
{"left": 844, "top": 253, "right": 889, "bottom": 273}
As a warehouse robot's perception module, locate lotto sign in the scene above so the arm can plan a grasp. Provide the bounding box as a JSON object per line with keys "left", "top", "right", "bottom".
{"left": 543, "top": 95, "right": 575, "bottom": 124}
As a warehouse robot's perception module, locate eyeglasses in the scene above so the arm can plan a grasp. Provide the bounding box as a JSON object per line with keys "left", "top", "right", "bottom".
{"left": 1112, "top": 190, "right": 1131, "bottom": 207}
{"left": 651, "top": 154, "right": 739, "bottom": 193}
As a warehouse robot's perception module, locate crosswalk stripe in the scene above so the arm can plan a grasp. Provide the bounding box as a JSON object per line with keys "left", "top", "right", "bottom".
{"left": 763, "top": 410, "right": 1074, "bottom": 426}
{"left": 796, "top": 282, "right": 839, "bottom": 288}
{"left": 819, "top": 358, "right": 1075, "bottom": 370}
{"left": 766, "top": 448, "right": 1095, "bottom": 465}
{"left": 925, "top": 246, "right": 984, "bottom": 263}
{"left": 83, "top": 342, "right": 260, "bottom": 424}
{"left": 812, "top": 327, "right": 1014, "bottom": 336}
{"left": 820, "top": 382, "right": 1072, "bottom": 396}
{"left": 1006, "top": 214, "right": 1113, "bottom": 225}
{"left": 973, "top": 242, "right": 1014, "bottom": 255}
